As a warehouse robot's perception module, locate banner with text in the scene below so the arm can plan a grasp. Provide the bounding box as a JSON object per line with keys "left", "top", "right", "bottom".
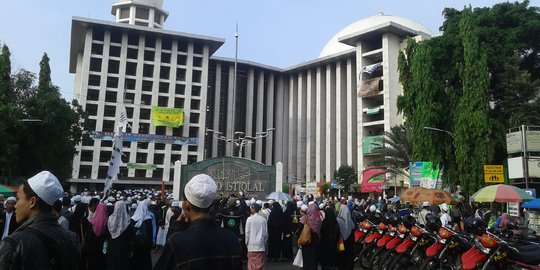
{"left": 90, "top": 131, "right": 198, "bottom": 145}
{"left": 409, "top": 162, "right": 442, "bottom": 189}
{"left": 152, "top": 106, "right": 184, "bottom": 127}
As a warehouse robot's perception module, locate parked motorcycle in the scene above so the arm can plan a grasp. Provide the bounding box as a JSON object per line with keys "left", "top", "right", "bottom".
{"left": 358, "top": 212, "right": 386, "bottom": 269}
{"left": 386, "top": 215, "right": 434, "bottom": 270}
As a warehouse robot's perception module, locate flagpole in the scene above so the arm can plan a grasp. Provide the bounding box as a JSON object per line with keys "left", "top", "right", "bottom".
{"left": 230, "top": 23, "right": 239, "bottom": 156}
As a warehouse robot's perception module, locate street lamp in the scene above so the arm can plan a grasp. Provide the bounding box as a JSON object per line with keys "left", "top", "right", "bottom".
{"left": 237, "top": 128, "right": 275, "bottom": 158}
{"left": 423, "top": 127, "right": 455, "bottom": 140}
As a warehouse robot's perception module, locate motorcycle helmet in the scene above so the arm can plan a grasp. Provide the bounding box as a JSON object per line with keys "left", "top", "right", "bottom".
{"left": 389, "top": 214, "right": 400, "bottom": 227}
{"left": 425, "top": 213, "right": 442, "bottom": 232}
{"left": 505, "top": 219, "right": 518, "bottom": 230}
{"left": 464, "top": 217, "right": 487, "bottom": 236}
{"left": 402, "top": 215, "right": 416, "bottom": 229}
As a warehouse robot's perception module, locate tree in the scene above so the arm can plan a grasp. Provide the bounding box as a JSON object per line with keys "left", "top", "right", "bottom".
{"left": 366, "top": 124, "right": 413, "bottom": 179}
{"left": 333, "top": 164, "right": 357, "bottom": 195}
{"left": 11, "top": 53, "right": 87, "bottom": 183}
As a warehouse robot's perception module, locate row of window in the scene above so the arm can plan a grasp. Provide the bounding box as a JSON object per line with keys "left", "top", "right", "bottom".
{"left": 82, "top": 120, "right": 201, "bottom": 139}
{"left": 88, "top": 58, "right": 203, "bottom": 82}
{"left": 92, "top": 29, "right": 205, "bottom": 55}
{"left": 85, "top": 89, "right": 201, "bottom": 109}
{"left": 91, "top": 43, "right": 203, "bottom": 67}
{"left": 89, "top": 76, "right": 200, "bottom": 97}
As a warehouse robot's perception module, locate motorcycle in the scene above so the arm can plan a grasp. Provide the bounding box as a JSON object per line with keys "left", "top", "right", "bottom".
{"left": 461, "top": 218, "right": 540, "bottom": 270}
{"left": 371, "top": 214, "right": 409, "bottom": 270}
{"left": 386, "top": 216, "right": 434, "bottom": 270}
{"left": 358, "top": 213, "right": 386, "bottom": 269}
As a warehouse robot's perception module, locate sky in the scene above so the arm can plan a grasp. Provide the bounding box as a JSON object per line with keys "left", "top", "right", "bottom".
{"left": 1, "top": 0, "right": 539, "bottom": 101}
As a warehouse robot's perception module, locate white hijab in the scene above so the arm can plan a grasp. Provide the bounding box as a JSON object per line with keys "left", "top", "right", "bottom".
{"left": 108, "top": 201, "right": 131, "bottom": 239}
{"left": 131, "top": 199, "right": 151, "bottom": 228}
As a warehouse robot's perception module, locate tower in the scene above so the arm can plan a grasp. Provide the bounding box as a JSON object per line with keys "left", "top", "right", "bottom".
{"left": 111, "top": 0, "right": 169, "bottom": 29}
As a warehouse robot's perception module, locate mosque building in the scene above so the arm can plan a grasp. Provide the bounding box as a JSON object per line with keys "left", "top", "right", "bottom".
{"left": 69, "top": 0, "right": 433, "bottom": 193}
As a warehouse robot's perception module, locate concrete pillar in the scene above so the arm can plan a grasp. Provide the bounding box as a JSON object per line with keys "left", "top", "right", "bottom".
{"left": 287, "top": 76, "right": 297, "bottom": 182}
{"left": 276, "top": 162, "right": 283, "bottom": 192}
{"left": 226, "top": 64, "right": 235, "bottom": 156}
{"left": 212, "top": 63, "right": 222, "bottom": 157}
{"left": 245, "top": 69, "right": 255, "bottom": 159}
{"left": 325, "top": 64, "right": 336, "bottom": 180}
{"left": 265, "top": 74, "right": 275, "bottom": 165}
{"left": 255, "top": 72, "right": 265, "bottom": 162}
{"left": 316, "top": 67, "right": 326, "bottom": 182}
{"left": 306, "top": 70, "right": 316, "bottom": 183}
{"left": 172, "top": 160, "right": 182, "bottom": 200}
{"left": 275, "top": 76, "right": 285, "bottom": 163}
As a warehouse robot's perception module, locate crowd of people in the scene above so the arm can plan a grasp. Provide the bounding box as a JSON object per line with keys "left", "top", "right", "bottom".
{"left": 0, "top": 170, "right": 530, "bottom": 270}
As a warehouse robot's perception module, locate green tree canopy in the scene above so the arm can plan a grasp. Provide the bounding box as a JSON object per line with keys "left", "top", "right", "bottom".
{"left": 334, "top": 164, "right": 357, "bottom": 195}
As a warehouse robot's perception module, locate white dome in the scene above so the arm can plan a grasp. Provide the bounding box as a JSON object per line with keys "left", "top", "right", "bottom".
{"left": 319, "top": 15, "right": 433, "bottom": 58}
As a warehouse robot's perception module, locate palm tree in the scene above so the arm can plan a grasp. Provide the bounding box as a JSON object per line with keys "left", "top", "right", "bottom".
{"left": 363, "top": 123, "right": 413, "bottom": 179}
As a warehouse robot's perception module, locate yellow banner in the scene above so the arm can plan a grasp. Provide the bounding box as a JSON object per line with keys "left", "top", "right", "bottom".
{"left": 151, "top": 106, "right": 183, "bottom": 127}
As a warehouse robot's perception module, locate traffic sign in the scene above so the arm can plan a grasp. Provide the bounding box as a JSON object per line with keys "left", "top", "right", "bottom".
{"left": 484, "top": 165, "right": 504, "bottom": 183}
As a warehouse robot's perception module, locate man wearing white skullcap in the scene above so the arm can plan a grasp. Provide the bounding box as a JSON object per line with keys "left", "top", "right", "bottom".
{"left": 154, "top": 174, "right": 242, "bottom": 269}
{"left": 0, "top": 171, "right": 80, "bottom": 269}
{"left": 0, "top": 197, "right": 18, "bottom": 240}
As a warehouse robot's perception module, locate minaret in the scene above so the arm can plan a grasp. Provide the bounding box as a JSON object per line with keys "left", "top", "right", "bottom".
{"left": 111, "top": 0, "right": 169, "bottom": 29}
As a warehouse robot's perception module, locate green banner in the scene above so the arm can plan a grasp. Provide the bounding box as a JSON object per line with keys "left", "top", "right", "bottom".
{"left": 362, "top": 135, "right": 384, "bottom": 154}
{"left": 152, "top": 106, "right": 184, "bottom": 127}
{"left": 127, "top": 163, "right": 157, "bottom": 170}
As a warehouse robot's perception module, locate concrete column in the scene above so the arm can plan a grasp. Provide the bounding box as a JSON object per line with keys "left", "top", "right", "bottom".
{"left": 255, "top": 72, "right": 265, "bottom": 162}
{"left": 275, "top": 76, "right": 285, "bottom": 163}
{"left": 356, "top": 41, "right": 366, "bottom": 182}
{"left": 245, "top": 69, "right": 255, "bottom": 159}
{"left": 325, "top": 64, "right": 336, "bottom": 180}
{"left": 212, "top": 63, "right": 222, "bottom": 157}
{"left": 315, "top": 67, "right": 326, "bottom": 182}
{"left": 265, "top": 73, "right": 275, "bottom": 165}
{"left": 306, "top": 70, "right": 316, "bottom": 183}
{"left": 296, "top": 73, "right": 306, "bottom": 182}
{"left": 287, "top": 76, "right": 297, "bottom": 182}
{"left": 180, "top": 42, "right": 194, "bottom": 165}
{"left": 172, "top": 160, "right": 182, "bottom": 200}
{"left": 276, "top": 162, "right": 283, "bottom": 192}
{"left": 382, "top": 33, "right": 403, "bottom": 130}
{"left": 336, "top": 61, "right": 348, "bottom": 169}
{"left": 347, "top": 58, "right": 358, "bottom": 171}
{"left": 196, "top": 45, "right": 210, "bottom": 161}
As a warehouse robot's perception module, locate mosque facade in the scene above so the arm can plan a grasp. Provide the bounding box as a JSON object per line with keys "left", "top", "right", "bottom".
{"left": 69, "top": 0, "right": 433, "bottom": 192}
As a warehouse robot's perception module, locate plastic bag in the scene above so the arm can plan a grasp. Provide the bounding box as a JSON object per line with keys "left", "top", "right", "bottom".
{"left": 293, "top": 248, "right": 303, "bottom": 268}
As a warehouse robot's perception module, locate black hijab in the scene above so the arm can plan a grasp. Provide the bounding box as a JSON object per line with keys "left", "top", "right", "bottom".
{"left": 268, "top": 202, "right": 283, "bottom": 227}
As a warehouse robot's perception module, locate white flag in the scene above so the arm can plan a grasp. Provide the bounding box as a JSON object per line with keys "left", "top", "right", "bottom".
{"left": 104, "top": 132, "right": 123, "bottom": 195}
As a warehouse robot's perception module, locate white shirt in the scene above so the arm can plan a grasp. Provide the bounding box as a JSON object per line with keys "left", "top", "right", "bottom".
{"left": 440, "top": 213, "right": 452, "bottom": 228}
{"left": 245, "top": 213, "right": 268, "bottom": 252}
{"left": 2, "top": 212, "right": 13, "bottom": 240}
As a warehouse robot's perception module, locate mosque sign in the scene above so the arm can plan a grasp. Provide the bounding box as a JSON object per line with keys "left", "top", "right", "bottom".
{"left": 180, "top": 157, "right": 275, "bottom": 200}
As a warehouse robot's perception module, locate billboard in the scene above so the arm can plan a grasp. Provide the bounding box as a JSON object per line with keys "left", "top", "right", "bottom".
{"left": 361, "top": 167, "right": 385, "bottom": 193}
{"left": 506, "top": 129, "right": 540, "bottom": 154}
{"left": 409, "top": 162, "right": 442, "bottom": 189}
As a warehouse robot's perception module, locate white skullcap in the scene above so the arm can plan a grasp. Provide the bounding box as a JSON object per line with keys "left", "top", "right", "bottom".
{"left": 106, "top": 202, "right": 113, "bottom": 206}
{"left": 27, "top": 171, "right": 63, "bottom": 206}
{"left": 184, "top": 174, "right": 217, "bottom": 208}
{"left": 441, "top": 203, "right": 449, "bottom": 212}
{"left": 268, "top": 200, "right": 275, "bottom": 204}
{"left": 246, "top": 200, "right": 252, "bottom": 207}
{"left": 319, "top": 203, "right": 325, "bottom": 209}
{"left": 72, "top": 195, "right": 82, "bottom": 202}
{"left": 131, "top": 203, "right": 138, "bottom": 209}
{"left": 369, "top": 205, "right": 377, "bottom": 212}
{"left": 256, "top": 200, "right": 263, "bottom": 205}
{"left": 4, "top": 197, "right": 16, "bottom": 208}
{"left": 308, "top": 201, "right": 314, "bottom": 206}
{"left": 301, "top": 205, "right": 308, "bottom": 212}
{"left": 250, "top": 198, "right": 256, "bottom": 205}
{"left": 422, "top": 201, "right": 430, "bottom": 207}
{"left": 296, "top": 201, "right": 303, "bottom": 208}
{"left": 107, "top": 196, "right": 116, "bottom": 202}
{"left": 171, "top": 200, "right": 180, "bottom": 207}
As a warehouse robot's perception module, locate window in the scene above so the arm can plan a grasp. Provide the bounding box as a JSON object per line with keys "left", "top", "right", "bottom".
{"left": 137, "top": 142, "right": 149, "bottom": 149}
{"left": 145, "top": 36, "right": 156, "bottom": 48}
{"left": 158, "top": 96, "right": 168, "bottom": 107}
{"left": 80, "top": 150, "right": 93, "bottom": 162}
{"left": 135, "top": 170, "right": 146, "bottom": 178}
{"left": 174, "top": 98, "right": 184, "bottom": 108}
{"left": 177, "top": 55, "right": 187, "bottom": 65}
{"left": 102, "top": 120, "right": 115, "bottom": 132}
{"left": 126, "top": 107, "right": 134, "bottom": 116}
{"left": 189, "top": 127, "right": 199, "bottom": 137}
{"left": 89, "top": 58, "right": 102, "bottom": 72}
{"left": 160, "top": 66, "right": 170, "bottom": 79}
{"left": 120, "top": 8, "right": 130, "bottom": 19}
{"left": 144, "top": 50, "right": 155, "bottom": 62}
{"left": 161, "top": 52, "right": 171, "bottom": 63}
{"left": 142, "top": 80, "right": 153, "bottom": 92}
{"left": 153, "top": 168, "right": 163, "bottom": 179}
{"left": 191, "top": 99, "right": 200, "bottom": 110}
{"left": 128, "top": 33, "right": 139, "bottom": 46}
{"left": 143, "top": 64, "right": 154, "bottom": 77}
{"left": 86, "top": 89, "right": 99, "bottom": 101}
{"left": 193, "top": 57, "right": 202, "bottom": 67}
{"left": 175, "top": 84, "right": 185, "bottom": 95}
{"left": 188, "top": 145, "right": 198, "bottom": 152}
{"left": 141, "top": 94, "right": 152, "bottom": 105}
{"left": 104, "top": 105, "right": 116, "bottom": 117}
{"left": 192, "top": 70, "right": 202, "bottom": 83}
{"left": 88, "top": 75, "right": 100, "bottom": 86}
{"left": 178, "top": 41, "right": 188, "bottom": 52}
{"left": 155, "top": 126, "right": 166, "bottom": 135}
{"left": 101, "top": 141, "right": 113, "bottom": 147}
{"left": 98, "top": 166, "right": 108, "bottom": 178}
{"left": 127, "top": 48, "right": 138, "bottom": 59}
{"left": 135, "top": 22, "right": 148, "bottom": 27}
{"left": 192, "top": 85, "right": 201, "bottom": 96}
{"left": 162, "top": 37, "right": 172, "bottom": 50}
{"left": 172, "top": 145, "right": 182, "bottom": 151}
{"left": 159, "top": 82, "right": 169, "bottom": 93}
{"left": 91, "top": 43, "right": 103, "bottom": 55}
{"left": 154, "top": 14, "right": 162, "bottom": 24}
{"left": 140, "top": 108, "right": 151, "bottom": 119}
{"left": 176, "top": 69, "right": 186, "bottom": 81}
{"left": 155, "top": 143, "right": 165, "bottom": 150}
{"left": 125, "top": 78, "right": 136, "bottom": 90}
{"left": 139, "top": 123, "right": 150, "bottom": 134}
{"left": 125, "top": 93, "right": 135, "bottom": 104}
{"left": 109, "top": 46, "right": 121, "bottom": 57}
{"left": 193, "top": 43, "right": 203, "bottom": 54}
{"left": 86, "top": 104, "right": 98, "bottom": 116}
{"left": 136, "top": 8, "right": 150, "bottom": 19}
{"left": 154, "top": 153, "right": 165, "bottom": 164}
{"left": 93, "top": 28, "right": 105, "bottom": 41}
{"left": 171, "top": 154, "right": 181, "bottom": 162}
{"left": 105, "top": 91, "right": 117, "bottom": 103}
{"left": 100, "top": 151, "right": 112, "bottom": 162}
{"left": 172, "top": 127, "right": 182, "bottom": 137}
{"left": 106, "top": 76, "right": 118, "bottom": 88}
{"left": 190, "top": 113, "right": 200, "bottom": 123}
{"left": 78, "top": 165, "right": 92, "bottom": 179}
{"left": 108, "top": 61, "right": 120, "bottom": 74}
{"left": 136, "top": 153, "right": 148, "bottom": 163}
{"left": 187, "top": 155, "right": 198, "bottom": 164}
{"left": 126, "top": 62, "right": 137, "bottom": 76}
{"left": 110, "top": 30, "right": 122, "bottom": 43}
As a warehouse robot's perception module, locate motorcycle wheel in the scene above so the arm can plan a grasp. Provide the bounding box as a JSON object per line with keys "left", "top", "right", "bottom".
{"left": 359, "top": 243, "right": 377, "bottom": 269}
{"left": 377, "top": 250, "right": 396, "bottom": 270}
{"left": 388, "top": 253, "right": 413, "bottom": 270}
{"left": 370, "top": 248, "right": 385, "bottom": 270}
{"left": 419, "top": 257, "right": 440, "bottom": 270}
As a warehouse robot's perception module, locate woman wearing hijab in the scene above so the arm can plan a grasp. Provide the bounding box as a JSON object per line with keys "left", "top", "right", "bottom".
{"left": 301, "top": 203, "right": 323, "bottom": 270}
{"left": 107, "top": 201, "right": 134, "bottom": 270}
{"left": 130, "top": 200, "right": 154, "bottom": 270}
{"left": 337, "top": 205, "right": 355, "bottom": 270}
{"left": 319, "top": 205, "right": 339, "bottom": 270}
{"left": 85, "top": 203, "right": 110, "bottom": 270}
{"left": 282, "top": 201, "right": 295, "bottom": 261}
{"left": 267, "top": 201, "right": 284, "bottom": 261}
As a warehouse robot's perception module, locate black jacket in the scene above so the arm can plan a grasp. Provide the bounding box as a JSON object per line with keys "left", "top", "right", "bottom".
{"left": 153, "top": 218, "right": 242, "bottom": 270}
{"left": 0, "top": 213, "right": 80, "bottom": 270}
{"left": 0, "top": 211, "right": 18, "bottom": 238}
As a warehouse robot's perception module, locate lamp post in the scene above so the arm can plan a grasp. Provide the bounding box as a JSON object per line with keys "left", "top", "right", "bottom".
{"left": 207, "top": 128, "right": 275, "bottom": 158}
